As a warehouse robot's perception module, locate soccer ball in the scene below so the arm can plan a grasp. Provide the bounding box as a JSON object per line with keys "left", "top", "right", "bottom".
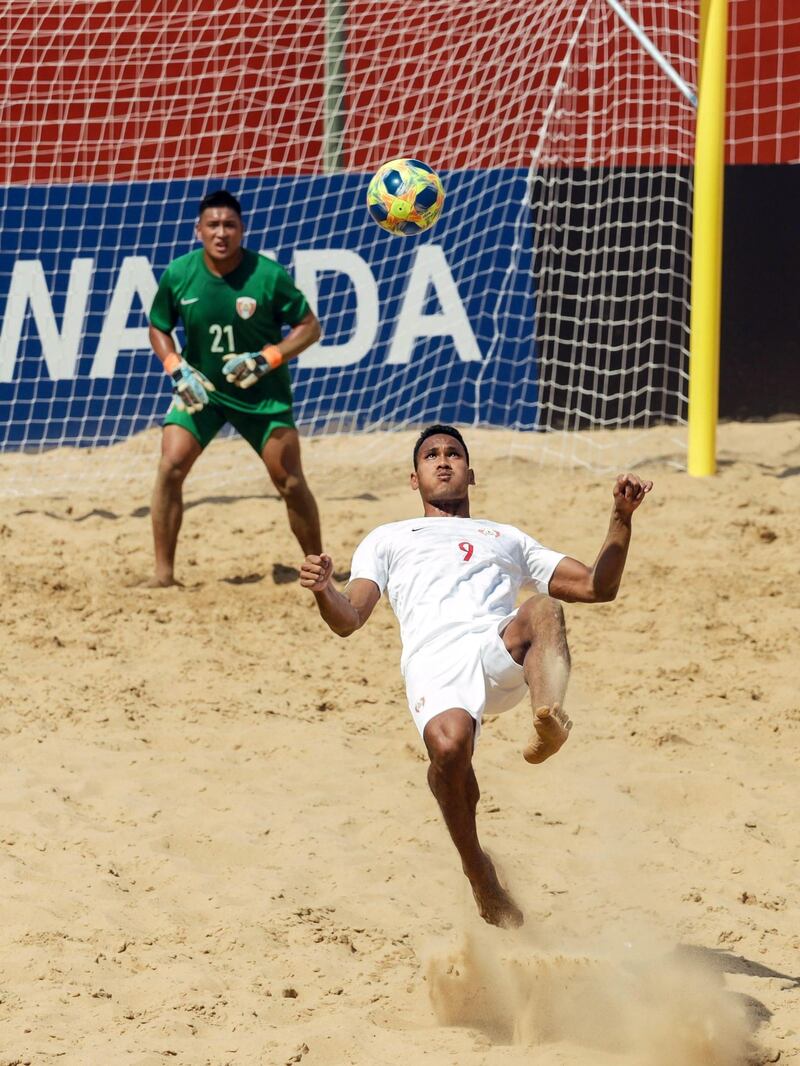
{"left": 367, "top": 158, "right": 444, "bottom": 236}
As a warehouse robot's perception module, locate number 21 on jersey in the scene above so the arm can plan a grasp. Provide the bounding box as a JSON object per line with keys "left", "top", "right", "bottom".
{"left": 209, "top": 324, "right": 235, "bottom": 353}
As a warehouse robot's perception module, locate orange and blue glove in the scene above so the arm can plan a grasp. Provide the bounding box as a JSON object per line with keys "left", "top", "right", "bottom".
{"left": 222, "top": 346, "right": 283, "bottom": 389}
{"left": 163, "top": 353, "right": 215, "bottom": 413}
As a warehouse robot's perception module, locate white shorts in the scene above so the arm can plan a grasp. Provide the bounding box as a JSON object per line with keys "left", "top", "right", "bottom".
{"left": 403, "top": 611, "right": 528, "bottom": 742}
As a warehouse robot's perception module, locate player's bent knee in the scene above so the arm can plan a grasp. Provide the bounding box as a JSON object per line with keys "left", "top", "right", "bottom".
{"left": 158, "top": 431, "right": 200, "bottom": 483}
{"left": 158, "top": 454, "right": 193, "bottom": 484}
{"left": 504, "top": 598, "right": 567, "bottom": 663}
{"left": 269, "top": 471, "right": 304, "bottom": 499}
{"left": 424, "top": 715, "right": 474, "bottom": 773}
{"left": 428, "top": 736, "right": 471, "bottom": 774}
{"left": 543, "top": 597, "right": 566, "bottom": 626}
{"left": 524, "top": 595, "right": 565, "bottom": 632}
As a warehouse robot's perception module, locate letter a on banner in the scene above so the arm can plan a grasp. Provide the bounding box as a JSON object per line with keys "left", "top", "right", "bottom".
{"left": 386, "top": 245, "right": 482, "bottom": 365}
{"left": 92, "top": 257, "right": 159, "bottom": 378}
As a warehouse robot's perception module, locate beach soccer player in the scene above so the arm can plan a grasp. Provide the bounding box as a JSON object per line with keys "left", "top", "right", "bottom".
{"left": 300, "top": 424, "right": 652, "bottom": 928}
{"left": 146, "top": 189, "right": 323, "bottom": 586}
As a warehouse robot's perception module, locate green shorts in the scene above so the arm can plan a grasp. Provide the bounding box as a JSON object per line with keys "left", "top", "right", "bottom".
{"left": 164, "top": 400, "right": 296, "bottom": 455}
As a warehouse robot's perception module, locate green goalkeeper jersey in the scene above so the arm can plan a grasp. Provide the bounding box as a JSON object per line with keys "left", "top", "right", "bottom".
{"left": 149, "top": 248, "right": 310, "bottom": 415}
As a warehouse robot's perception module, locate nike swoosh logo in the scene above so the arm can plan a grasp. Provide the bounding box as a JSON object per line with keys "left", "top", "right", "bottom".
{"left": 180, "top": 297, "right": 199, "bottom": 305}
{"left": 411, "top": 527, "right": 425, "bottom": 532}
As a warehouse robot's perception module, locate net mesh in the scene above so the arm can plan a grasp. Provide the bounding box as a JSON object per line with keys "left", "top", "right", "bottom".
{"left": 0, "top": 0, "right": 797, "bottom": 492}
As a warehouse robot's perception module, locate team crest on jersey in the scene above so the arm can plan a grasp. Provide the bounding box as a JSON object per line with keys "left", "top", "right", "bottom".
{"left": 478, "top": 528, "right": 500, "bottom": 538}
{"left": 236, "top": 297, "right": 257, "bottom": 319}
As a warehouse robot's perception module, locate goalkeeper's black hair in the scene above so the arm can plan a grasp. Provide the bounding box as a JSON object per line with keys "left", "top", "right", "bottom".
{"left": 198, "top": 189, "right": 242, "bottom": 218}
{"left": 413, "top": 424, "right": 470, "bottom": 469}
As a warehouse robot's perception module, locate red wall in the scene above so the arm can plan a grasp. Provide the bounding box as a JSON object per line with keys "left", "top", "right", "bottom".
{"left": 1, "top": 0, "right": 327, "bottom": 183}
{"left": 727, "top": 0, "right": 800, "bottom": 162}
{"left": 1, "top": 0, "right": 797, "bottom": 184}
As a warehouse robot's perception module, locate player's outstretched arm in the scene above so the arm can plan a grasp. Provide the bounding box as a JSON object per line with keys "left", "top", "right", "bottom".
{"left": 548, "top": 473, "right": 653, "bottom": 604}
{"left": 300, "top": 553, "right": 381, "bottom": 637}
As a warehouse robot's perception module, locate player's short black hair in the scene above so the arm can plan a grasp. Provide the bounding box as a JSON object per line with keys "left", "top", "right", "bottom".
{"left": 412, "top": 424, "right": 470, "bottom": 469}
{"left": 198, "top": 189, "right": 242, "bottom": 218}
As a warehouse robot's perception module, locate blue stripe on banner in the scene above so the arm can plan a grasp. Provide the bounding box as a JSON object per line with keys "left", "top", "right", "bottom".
{"left": 0, "top": 172, "right": 538, "bottom": 449}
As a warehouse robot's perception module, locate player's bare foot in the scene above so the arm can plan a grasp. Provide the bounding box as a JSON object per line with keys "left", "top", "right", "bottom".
{"left": 522, "top": 703, "right": 572, "bottom": 764}
{"left": 466, "top": 854, "right": 524, "bottom": 929}
{"left": 141, "top": 574, "right": 183, "bottom": 588}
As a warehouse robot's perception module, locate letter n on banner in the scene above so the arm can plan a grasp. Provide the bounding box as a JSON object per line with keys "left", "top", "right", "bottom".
{"left": 0, "top": 258, "right": 93, "bottom": 382}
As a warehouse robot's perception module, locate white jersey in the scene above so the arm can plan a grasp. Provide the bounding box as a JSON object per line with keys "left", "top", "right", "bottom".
{"left": 349, "top": 516, "right": 565, "bottom": 670}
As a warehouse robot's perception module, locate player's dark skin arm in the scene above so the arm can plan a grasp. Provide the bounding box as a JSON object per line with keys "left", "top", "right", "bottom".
{"left": 149, "top": 324, "right": 180, "bottom": 368}
{"left": 299, "top": 554, "right": 380, "bottom": 636}
{"left": 548, "top": 473, "right": 653, "bottom": 603}
{"left": 272, "top": 310, "right": 321, "bottom": 362}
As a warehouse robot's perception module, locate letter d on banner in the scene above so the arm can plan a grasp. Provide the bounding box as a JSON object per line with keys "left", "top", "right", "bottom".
{"left": 295, "top": 250, "right": 378, "bottom": 369}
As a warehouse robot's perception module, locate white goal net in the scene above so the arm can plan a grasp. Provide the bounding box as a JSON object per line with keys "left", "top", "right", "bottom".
{"left": 0, "top": 0, "right": 796, "bottom": 493}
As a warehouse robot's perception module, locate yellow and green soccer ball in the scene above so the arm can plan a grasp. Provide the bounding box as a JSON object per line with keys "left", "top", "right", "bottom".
{"left": 367, "top": 158, "right": 445, "bottom": 236}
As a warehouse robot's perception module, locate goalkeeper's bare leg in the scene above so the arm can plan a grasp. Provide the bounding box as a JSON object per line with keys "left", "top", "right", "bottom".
{"left": 261, "top": 427, "right": 322, "bottom": 556}
{"left": 147, "top": 424, "right": 202, "bottom": 587}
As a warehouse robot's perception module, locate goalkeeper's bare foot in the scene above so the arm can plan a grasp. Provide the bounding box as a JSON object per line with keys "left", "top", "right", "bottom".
{"left": 141, "top": 574, "right": 183, "bottom": 589}
{"left": 523, "top": 703, "right": 572, "bottom": 764}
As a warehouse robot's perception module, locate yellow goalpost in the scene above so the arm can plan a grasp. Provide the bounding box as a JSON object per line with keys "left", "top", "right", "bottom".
{"left": 688, "top": 0, "right": 729, "bottom": 477}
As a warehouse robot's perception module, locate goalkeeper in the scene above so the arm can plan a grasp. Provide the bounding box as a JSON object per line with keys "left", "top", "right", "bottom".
{"left": 147, "top": 189, "right": 323, "bottom": 587}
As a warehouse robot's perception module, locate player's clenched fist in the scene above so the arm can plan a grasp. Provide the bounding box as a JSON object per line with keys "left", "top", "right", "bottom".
{"left": 612, "top": 473, "right": 653, "bottom": 518}
{"left": 300, "top": 552, "right": 334, "bottom": 592}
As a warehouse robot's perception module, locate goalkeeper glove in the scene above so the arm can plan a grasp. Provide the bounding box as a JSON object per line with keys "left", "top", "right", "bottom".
{"left": 163, "top": 354, "right": 215, "bottom": 414}
{"left": 222, "top": 346, "right": 283, "bottom": 389}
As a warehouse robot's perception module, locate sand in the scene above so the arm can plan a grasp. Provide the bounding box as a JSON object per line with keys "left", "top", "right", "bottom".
{"left": 0, "top": 420, "right": 798, "bottom": 1066}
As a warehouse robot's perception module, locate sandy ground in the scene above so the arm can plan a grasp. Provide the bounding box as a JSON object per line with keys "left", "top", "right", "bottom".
{"left": 0, "top": 420, "right": 798, "bottom": 1066}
